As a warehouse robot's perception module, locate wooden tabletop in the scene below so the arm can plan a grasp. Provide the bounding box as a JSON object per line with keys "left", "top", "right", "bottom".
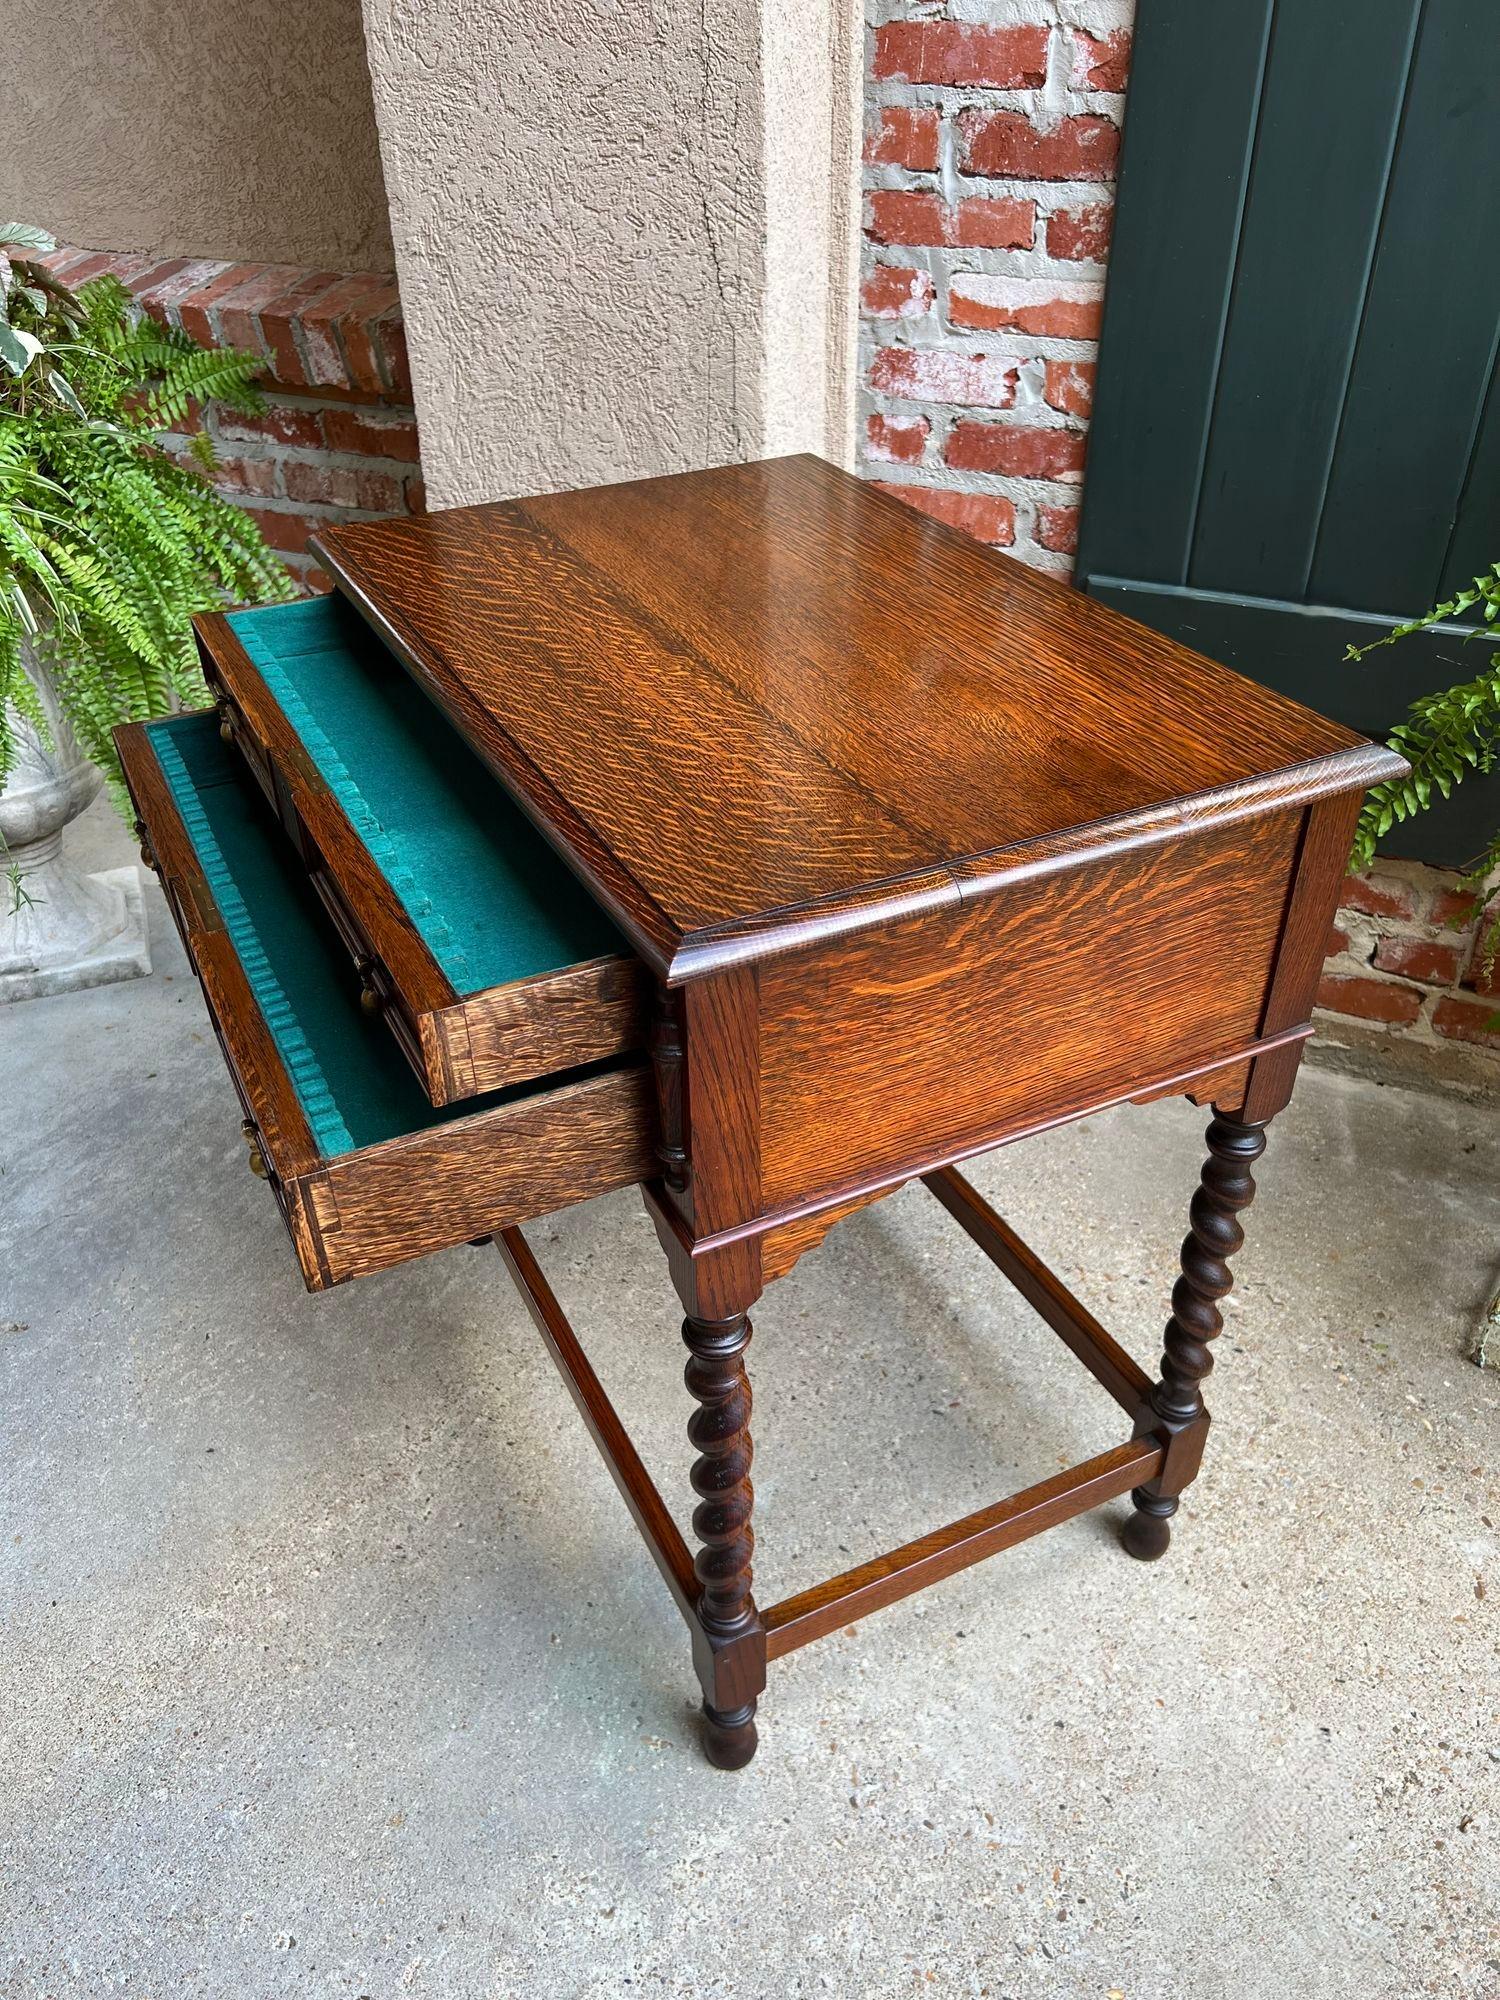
{"left": 315, "top": 455, "right": 1398, "bottom": 982}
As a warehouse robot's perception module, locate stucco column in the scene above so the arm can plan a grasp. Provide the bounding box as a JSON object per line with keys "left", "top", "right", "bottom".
{"left": 359, "top": 0, "right": 860, "bottom": 510}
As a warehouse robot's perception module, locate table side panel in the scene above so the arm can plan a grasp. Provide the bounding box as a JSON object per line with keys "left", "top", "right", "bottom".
{"left": 755, "top": 808, "right": 1304, "bottom": 1211}
{"left": 1239, "top": 788, "right": 1365, "bottom": 1122}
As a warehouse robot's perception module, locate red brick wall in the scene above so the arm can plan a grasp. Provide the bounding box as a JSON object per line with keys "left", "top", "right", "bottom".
{"left": 41, "top": 248, "right": 423, "bottom": 593}
{"left": 859, "top": 2, "right": 1498, "bottom": 1081}
{"left": 1319, "top": 862, "right": 1500, "bottom": 1059}
{"left": 859, "top": 1, "right": 1133, "bottom": 569}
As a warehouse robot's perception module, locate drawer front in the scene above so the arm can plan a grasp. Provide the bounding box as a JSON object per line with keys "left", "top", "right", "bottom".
{"left": 194, "top": 599, "right": 647, "bottom": 1107}
{"left": 118, "top": 711, "right": 655, "bottom": 1291}
{"left": 209, "top": 677, "right": 276, "bottom": 809}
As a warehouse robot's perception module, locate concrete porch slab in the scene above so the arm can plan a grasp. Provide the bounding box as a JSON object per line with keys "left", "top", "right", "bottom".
{"left": 3, "top": 804, "right": 1497, "bottom": 1999}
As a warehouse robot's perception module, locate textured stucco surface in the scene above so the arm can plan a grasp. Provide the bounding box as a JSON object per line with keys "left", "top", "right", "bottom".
{"left": 2, "top": 0, "right": 393, "bottom": 267}
{"left": 4, "top": 801, "right": 1499, "bottom": 1996}
{"left": 360, "top": 0, "right": 861, "bottom": 509}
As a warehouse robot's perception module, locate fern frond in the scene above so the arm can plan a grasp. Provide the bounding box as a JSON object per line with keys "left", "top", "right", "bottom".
{"left": 138, "top": 343, "right": 266, "bottom": 428}
{"left": 1351, "top": 652, "right": 1500, "bottom": 872}
{"left": 0, "top": 232, "right": 290, "bottom": 795}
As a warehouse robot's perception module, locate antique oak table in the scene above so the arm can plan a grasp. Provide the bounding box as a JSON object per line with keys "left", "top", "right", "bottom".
{"left": 117, "top": 454, "right": 1404, "bottom": 1768}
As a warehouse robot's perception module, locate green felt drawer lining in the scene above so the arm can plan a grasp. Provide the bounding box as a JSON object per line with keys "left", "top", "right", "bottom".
{"left": 224, "top": 594, "right": 626, "bottom": 999}
{"left": 148, "top": 712, "right": 568, "bottom": 1158}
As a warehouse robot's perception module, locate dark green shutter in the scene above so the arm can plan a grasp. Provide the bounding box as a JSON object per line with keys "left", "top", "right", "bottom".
{"left": 1076, "top": 0, "right": 1500, "bottom": 864}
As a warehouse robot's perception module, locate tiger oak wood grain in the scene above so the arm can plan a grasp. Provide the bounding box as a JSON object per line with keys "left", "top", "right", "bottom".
{"left": 755, "top": 807, "right": 1302, "bottom": 1210}
{"left": 681, "top": 1024, "right": 1311, "bottom": 1275}
{"left": 522, "top": 467, "right": 1371, "bottom": 870}
{"left": 122, "top": 455, "right": 1412, "bottom": 1766}
{"left": 313, "top": 455, "right": 1403, "bottom": 983}
{"left": 195, "top": 613, "right": 648, "bottom": 1106}
{"left": 118, "top": 719, "right": 656, "bottom": 1293}
{"left": 1238, "top": 790, "right": 1367, "bottom": 1123}
{"left": 303, "top": 1065, "right": 656, "bottom": 1290}
{"left": 758, "top": 1184, "right": 903, "bottom": 1284}
{"left": 432, "top": 953, "right": 648, "bottom": 1105}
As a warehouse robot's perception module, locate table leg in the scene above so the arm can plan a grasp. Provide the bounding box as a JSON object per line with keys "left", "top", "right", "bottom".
{"left": 683, "top": 1309, "right": 764, "bottom": 1767}
{"left": 1124, "top": 1110, "right": 1270, "bottom": 1561}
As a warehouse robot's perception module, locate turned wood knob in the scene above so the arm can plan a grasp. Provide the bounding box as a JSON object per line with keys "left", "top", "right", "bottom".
{"left": 240, "top": 1118, "right": 269, "bottom": 1180}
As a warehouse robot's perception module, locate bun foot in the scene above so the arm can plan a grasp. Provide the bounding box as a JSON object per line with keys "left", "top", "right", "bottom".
{"left": 701, "top": 1700, "right": 758, "bottom": 1769}
{"left": 1121, "top": 1490, "right": 1176, "bottom": 1562}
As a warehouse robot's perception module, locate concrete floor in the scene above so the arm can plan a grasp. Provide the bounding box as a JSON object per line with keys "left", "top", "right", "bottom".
{"left": 4, "top": 806, "right": 1499, "bottom": 2000}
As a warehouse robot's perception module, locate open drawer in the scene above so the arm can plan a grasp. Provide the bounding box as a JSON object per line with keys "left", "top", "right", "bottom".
{"left": 118, "top": 711, "right": 656, "bottom": 1291}
{"left": 193, "top": 593, "right": 647, "bottom": 1106}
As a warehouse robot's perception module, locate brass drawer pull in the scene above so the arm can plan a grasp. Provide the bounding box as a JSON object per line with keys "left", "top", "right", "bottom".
{"left": 240, "top": 1118, "right": 270, "bottom": 1180}
{"left": 354, "top": 955, "right": 384, "bottom": 1015}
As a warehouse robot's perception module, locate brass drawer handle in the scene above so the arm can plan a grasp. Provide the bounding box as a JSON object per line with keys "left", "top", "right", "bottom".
{"left": 133, "top": 820, "right": 157, "bottom": 873}
{"left": 240, "top": 1117, "right": 270, "bottom": 1180}
{"left": 354, "top": 955, "right": 384, "bottom": 1016}
{"left": 217, "top": 700, "right": 234, "bottom": 744}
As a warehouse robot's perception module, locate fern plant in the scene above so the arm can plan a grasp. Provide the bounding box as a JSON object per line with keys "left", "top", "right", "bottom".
{"left": 1348, "top": 565, "right": 1500, "bottom": 983}
{"left": 0, "top": 221, "right": 292, "bottom": 804}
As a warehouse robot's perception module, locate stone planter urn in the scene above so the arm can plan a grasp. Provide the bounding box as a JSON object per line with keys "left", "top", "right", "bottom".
{"left": 0, "top": 646, "right": 150, "bottom": 1002}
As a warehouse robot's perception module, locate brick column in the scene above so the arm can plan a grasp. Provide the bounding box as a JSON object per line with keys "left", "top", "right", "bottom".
{"left": 858, "top": 2, "right": 1135, "bottom": 573}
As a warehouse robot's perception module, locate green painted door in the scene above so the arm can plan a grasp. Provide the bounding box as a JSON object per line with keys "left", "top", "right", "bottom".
{"left": 1076, "top": 0, "right": 1500, "bottom": 863}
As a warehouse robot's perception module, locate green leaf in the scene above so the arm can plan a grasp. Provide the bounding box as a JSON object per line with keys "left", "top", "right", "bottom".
{"left": 0, "top": 223, "right": 56, "bottom": 252}
{"left": 7, "top": 579, "right": 39, "bottom": 636}
{"left": 45, "top": 368, "right": 85, "bottom": 418}
{"left": 0, "top": 324, "right": 41, "bottom": 374}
